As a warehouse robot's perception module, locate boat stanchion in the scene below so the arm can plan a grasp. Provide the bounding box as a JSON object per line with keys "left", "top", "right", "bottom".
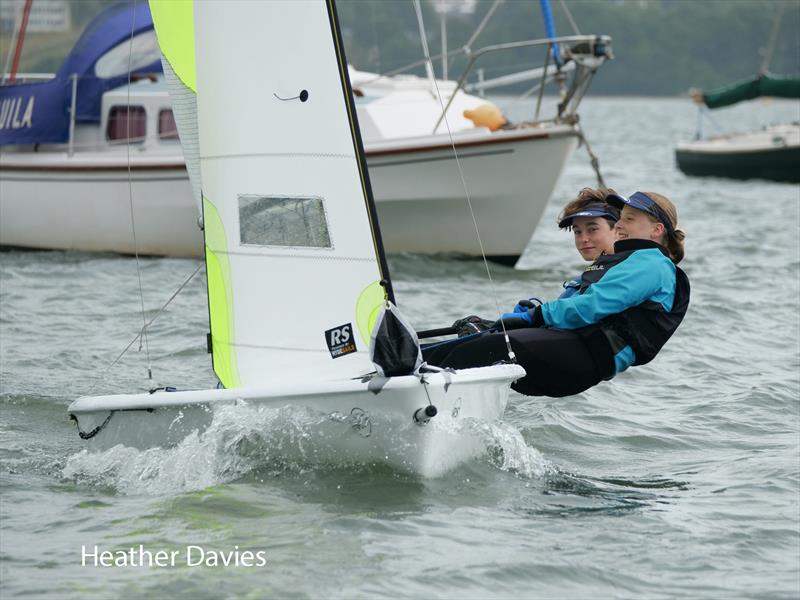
{"left": 413, "top": 405, "right": 438, "bottom": 424}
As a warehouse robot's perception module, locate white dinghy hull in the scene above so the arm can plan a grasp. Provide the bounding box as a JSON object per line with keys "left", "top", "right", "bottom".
{"left": 69, "top": 364, "right": 525, "bottom": 478}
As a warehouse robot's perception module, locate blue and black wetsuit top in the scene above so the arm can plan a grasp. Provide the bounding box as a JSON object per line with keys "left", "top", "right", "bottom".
{"left": 531, "top": 239, "right": 690, "bottom": 375}
{"left": 559, "top": 275, "right": 582, "bottom": 299}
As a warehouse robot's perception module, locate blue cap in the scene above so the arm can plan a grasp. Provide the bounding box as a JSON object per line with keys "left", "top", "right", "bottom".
{"left": 606, "top": 191, "right": 676, "bottom": 238}
{"left": 558, "top": 202, "right": 620, "bottom": 228}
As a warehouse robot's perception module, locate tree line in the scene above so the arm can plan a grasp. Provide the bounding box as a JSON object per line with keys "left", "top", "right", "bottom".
{"left": 337, "top": 0, "right": 800, "bottom": 96}
{"left": 5, "top": 0, "right": 799, "bottom": 96}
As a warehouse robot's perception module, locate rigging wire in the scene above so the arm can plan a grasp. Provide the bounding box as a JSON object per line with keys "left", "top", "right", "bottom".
{"left": 367, "top": 0, "right": 382, "bottom": 74}
{"left": 85, "top": 262, "right": 204, "bottom": 395}
{"left": 125, "top": 0, "right": 153, "bottom": 383}
{"left": 558, "top": 0, "right": 581, "bottom": 35}
{"left": 411, "top": 0, "right": 515, "bottom": 363}
{"left": 463, "top": 0, "right": 504, "bottom": 52}
{"left": 360, "top": 0, "right": 502, "bottom": 88}
{"left": 760, "top": 3, "right": 785, "bottom": 75}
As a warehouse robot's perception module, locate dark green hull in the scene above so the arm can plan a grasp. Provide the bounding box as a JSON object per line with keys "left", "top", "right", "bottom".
{"left": 676, "top": 144, "right": 800, "bottom": 183}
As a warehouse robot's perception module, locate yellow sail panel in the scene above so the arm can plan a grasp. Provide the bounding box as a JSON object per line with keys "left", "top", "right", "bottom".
{"left": 192, "top": 0, "right": 388, "bottom": 385}
{"left": 356, "top": 281, "right": 386, "bottom": 348}
{"left": 148, "top": 0, "right": 196, "bottom": 92}
{"left": 203, "top": 197, "right": 239, "bottom": 388}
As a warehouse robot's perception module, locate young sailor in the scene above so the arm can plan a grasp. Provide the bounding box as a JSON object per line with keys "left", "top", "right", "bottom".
{"left": 423, "top": 191, "right": 689, "bottom": 398}
{"left": 550, "top": 187, "right": 620, "bottom": 299}
{"left": 456, "top": 188, "right": 619, "bottom": 334}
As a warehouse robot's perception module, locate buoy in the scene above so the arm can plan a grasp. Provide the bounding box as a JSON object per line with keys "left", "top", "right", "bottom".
{"left": 463, "top": 103, "right": 507, "bottom": 131}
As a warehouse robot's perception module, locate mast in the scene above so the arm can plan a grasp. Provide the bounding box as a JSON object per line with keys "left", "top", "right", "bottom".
{"left": 7, "top": 0, "right": 33, "bottom": 84}
{"left": 326, "top": 0, "right": 394, "bottom": 304}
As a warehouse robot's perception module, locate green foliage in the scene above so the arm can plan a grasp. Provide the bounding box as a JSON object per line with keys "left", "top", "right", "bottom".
{"left": 0, "top": 0, "right": 117, "bottom": 74}
{"left": 5, "top": 0, "right": 798, "bottom": 96}
{"left": 338, "top": 0, "right": 800, "bottom": 96}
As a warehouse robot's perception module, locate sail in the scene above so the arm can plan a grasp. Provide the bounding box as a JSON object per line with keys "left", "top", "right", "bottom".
{"left": 152, "top": 0, "right": 392, "bottom": 388}
{"left": 150, "top": 0, "right": 202, "bottom": 214}
{"left": 701, "top": 73, "right": 800, "bottom": 109}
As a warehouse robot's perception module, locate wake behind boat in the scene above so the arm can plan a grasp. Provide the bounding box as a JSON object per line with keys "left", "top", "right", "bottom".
{"left": 67, "top": 0, "right": 525, "bottom": 478}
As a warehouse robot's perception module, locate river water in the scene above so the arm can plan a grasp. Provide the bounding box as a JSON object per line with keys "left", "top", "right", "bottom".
{"left": 1, "top": 97, "right": 799, "bottom": 599}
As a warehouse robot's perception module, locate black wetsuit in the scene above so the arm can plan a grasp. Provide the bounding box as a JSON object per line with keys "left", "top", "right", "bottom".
{"left": 422, "top": 240, "right": 690, "bottom": 397}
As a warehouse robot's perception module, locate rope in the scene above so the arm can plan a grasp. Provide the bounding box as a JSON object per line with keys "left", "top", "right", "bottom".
{"left": 125, "top": 0, "right": 153, "bottom": 384}
{"left": 694, "top": 106, "right": 704, "bottom": 141}
{"left": 575, "top": 123, "right": 606, "bottom": 188}
{"left": 696, "top": 106, "right": 725, "bottom": 139}
{"left": 411, "top": 0, "right": 515, "bottom": 363}
{"left": 71, "top": 412, "right": 114, "bottom": 440}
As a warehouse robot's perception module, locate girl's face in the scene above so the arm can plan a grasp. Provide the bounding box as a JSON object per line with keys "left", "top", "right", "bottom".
{"left": 571, "top": 216, "right": 617, "bottom": 261}
{"left": 615, "top": 206, "right": 664, "bottom": 243}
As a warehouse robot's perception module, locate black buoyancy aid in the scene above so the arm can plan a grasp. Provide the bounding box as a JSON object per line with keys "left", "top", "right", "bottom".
{"left": 577, "top": 239, "right": 690, "bottom": 367}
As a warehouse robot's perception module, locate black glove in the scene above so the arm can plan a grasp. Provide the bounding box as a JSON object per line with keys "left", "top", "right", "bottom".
{"left": 512, "top": 297, "right": 543, "bottom": 313}
{"left": 451, "top": 315, "right": 495, "bottom": 337}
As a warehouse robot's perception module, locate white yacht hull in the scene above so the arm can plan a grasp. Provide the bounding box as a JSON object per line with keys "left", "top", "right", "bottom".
{"left": 368, "top": 126, "right": 578, "bottom": 262}
{"left": 68, "top": 364, "right": 526, "bottom": 478}
{"left": 0, "top": 153, "right": 202, "bottom": 256}
{"left": 1, "top": 126, "right": 578, "bottom": 262}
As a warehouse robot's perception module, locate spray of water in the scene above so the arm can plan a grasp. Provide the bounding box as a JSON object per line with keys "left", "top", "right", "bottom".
{"left": 63, "top": 403, "right": 552, "bottom": 495}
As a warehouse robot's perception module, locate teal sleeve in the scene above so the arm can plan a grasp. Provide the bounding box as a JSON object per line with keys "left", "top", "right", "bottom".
{"left": 541, "top": 250, "right": 676, "bottom": 329}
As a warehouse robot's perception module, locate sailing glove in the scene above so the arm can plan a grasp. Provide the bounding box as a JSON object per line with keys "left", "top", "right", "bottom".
{"left": 512, "top": 297, "right": 543, "bottom": 313}
{"left": 493, "top": 305, "right": 545, "bottom": 330}
{"left": 452, "top": 315, "right": 495, "bottom": 337}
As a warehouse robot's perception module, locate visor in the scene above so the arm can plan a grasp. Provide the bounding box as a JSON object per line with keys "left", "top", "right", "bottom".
{"left": 606, "top": 192, "right": 676, "bottom": 238}
{"left": 558, "top": 202, "right": 620, "bottom": 228}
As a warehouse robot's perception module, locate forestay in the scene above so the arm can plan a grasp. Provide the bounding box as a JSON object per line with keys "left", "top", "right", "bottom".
{"left": 151, "top": 0, "right": 391, "bottom": 388}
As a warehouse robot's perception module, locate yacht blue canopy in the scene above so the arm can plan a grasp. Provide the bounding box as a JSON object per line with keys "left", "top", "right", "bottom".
{"left": 0, "top": 2, "right": 161, "bottom": 146}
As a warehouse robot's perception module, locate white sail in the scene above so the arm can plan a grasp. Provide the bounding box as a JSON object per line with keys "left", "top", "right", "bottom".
{"left": 69, "top": 0, "right": 526, "bottom": 479}
{"left": 154, "top": 0, "right": 390, "bottom": 387}
{"left": 150, "top": 0, "right": 202, "bottom": 214}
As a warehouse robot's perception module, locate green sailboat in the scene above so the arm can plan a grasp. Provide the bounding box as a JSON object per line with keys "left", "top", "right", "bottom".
{"left": 675, "top": 74, "right": 799, "bottom": 183}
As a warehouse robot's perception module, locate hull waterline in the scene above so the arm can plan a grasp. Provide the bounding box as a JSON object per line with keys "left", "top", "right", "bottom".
{"left": 675, "top": 123, "right": 800, "bottom": 183}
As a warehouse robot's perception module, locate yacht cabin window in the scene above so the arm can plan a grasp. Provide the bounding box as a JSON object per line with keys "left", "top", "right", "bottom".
{"left": 106, "top": 106, "right": 146, "bottom": 143}
{"left": 158, "top": 109, "right": 178, "bottom": 140}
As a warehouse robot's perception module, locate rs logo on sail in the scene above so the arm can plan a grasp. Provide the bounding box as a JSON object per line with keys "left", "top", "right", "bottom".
{"left": 0, "top": 96, "right": 34, "bottom": 130}
{"left": 325, "top": 323, "right": 357, "bottom": 359}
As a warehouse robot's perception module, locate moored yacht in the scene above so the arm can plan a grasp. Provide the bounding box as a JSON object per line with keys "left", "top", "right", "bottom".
{"left": 1, "top": 2, "right": 612, "bottom": 265}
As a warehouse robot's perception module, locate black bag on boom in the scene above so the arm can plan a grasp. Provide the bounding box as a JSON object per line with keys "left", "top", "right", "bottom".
{"left": 370, "top": 302, "right": 423, "bottom": 377}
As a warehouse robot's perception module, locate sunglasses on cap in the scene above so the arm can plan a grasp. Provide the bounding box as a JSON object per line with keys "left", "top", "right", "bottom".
{"left": 558, "top": 202, "right": 620, "bottom": 228}
{"left": 606, "top": 192, "right": 676, "bottom": 238}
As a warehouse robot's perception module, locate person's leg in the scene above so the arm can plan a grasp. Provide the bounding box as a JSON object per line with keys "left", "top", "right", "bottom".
{"left": 422, "top": 331, "right": 511, "bottom": 368}
{"left": 424, "top": 328, "right": 607, "bottom": 397}
{"left": 505, "top": 328, "right": 605, "bottom": 396}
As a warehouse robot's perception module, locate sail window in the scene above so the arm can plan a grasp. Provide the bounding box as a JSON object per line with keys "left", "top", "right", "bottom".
{"left": 158, "top": 109, "right": 178, "bottom": 140}
{"left": 106, "top": 106, "right": 146, "bottom": 142}
{"left": 238, "top": 195, "right": 332, "bottom": 248}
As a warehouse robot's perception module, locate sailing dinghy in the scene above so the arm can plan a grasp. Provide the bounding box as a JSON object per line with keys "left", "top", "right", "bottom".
{"left": 68, "top": 0, "right": 524, "bottom": 478}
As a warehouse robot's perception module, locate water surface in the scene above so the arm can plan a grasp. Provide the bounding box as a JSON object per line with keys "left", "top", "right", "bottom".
{"left": 1, "top": 97, "right": 799, "bottom": 598}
